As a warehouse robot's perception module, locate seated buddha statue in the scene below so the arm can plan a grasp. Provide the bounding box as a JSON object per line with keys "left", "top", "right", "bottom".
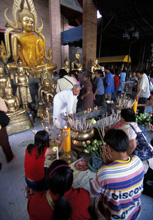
{"left": 62, "top": 59, "right": 70, "bottom": 74}
{"left": 0, "top": 64, "right": 11, "bottom": 97}
{"left": 15, "top": 64, "right": 32, "bottom": 109}
{"left": 3, "top": 87, "right": 25, "bottom": 118}
{"left": 40, "top": 79, "right": 55, "bottom": 104}
{"left": 91, "top": 59, "right": 104, "bottom": 79}
{"left": 4, "top": 0, "right": 56, "bottom": 76}
{"left": 71, "top": 51, "right": 82, "bottom": 73}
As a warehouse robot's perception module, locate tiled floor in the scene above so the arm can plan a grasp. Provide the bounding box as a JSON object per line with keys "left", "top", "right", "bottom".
{"left": 0, "top": 122, "right": 153, "bottom": 220}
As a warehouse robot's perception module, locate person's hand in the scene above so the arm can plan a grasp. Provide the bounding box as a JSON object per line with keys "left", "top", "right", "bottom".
{"left": 63, "top": 131, "right": 68, "bottom": 138}
{"left": 81, "top": 96, "right": 84, "bottom": 100}
{"left": 93, "top": 94, "right": 96, "bottom": 100}
{"left": 102, "top": 146, "right": 113, "bottom": 164}
{"left": 0, "top": 125, "right": 1, "bottom": 130}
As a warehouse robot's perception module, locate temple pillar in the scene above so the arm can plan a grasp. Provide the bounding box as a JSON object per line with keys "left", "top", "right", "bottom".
{"left": 49, "top": 0, "right": 62, "bottom": 71}
{"left": 82, "top": 0, "right": 97, "bottom": 71}
{"left": 61, "top": 14, "right": 69, "bottom": 66}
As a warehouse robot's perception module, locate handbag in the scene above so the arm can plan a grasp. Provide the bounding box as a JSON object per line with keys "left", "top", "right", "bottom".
{"left": 129, "top": 124, "right": 153, "bottom": 161}
{"left": 0, "top": 111, "right": 10, "bottom": 127}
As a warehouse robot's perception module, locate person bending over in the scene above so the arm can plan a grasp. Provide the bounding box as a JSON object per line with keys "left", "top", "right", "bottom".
{"left": 28, "top": 159, "right": 91, "bottom": 220}
{"left": 24, "top": 130, "right": 67, "bottom": 192}
{"left": 90, "top": 129, "right": 144, "bottom": 220}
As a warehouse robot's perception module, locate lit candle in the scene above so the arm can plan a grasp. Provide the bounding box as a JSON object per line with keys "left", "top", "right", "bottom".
{"left": 46, "top": 109, "right": 50, "bottom": 124}
{"left": 62, "top": 126, "right": 71, "bottom": 152}
{"left": 46, "top": 126, "right": 48, "bottom": 132}
{"left": 133, "top": 101, "right": 138, "bottom": 114}
{"left": 41, "top": 122, "right": 45, "bottom": 129}
{"left": 56, "top": 121, "right": 60, "bottom": 129}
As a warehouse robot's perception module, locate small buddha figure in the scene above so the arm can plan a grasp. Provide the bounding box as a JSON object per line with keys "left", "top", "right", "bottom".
{"left": 62, "top": 59, "right": 70, "bottom": 74}
{"left": 15, "top": 64, "right": 32, "bottom": 109}
{"left": 71, "top": 51, "right": 82, "bottom": 73}
{"left": 0, "top": 64, "right": 11, "bottom": 97}
{"left": 91, "top": 59, "right": 103, "bottom": 79}
{"left": 3, "top": 87, "right": 25, "bottom": 117}
{"left": 40, "top": 79, "right": 54, "bottom": 104}
{"left": 4, "top": 0, "right": 56, "bottom": 76}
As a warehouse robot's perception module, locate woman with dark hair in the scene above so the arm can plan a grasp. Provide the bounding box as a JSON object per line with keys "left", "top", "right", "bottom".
{"left": 81, "top": 72, "right": 94, "bottom": 110}
{"left": 27, "top": 159, "right": 91, "bottom": 220}
{"left": 120, "top": 108, "right": 153, "bottom": 197}
{"left": 24, "top": 130, "right": 68, "bottom": 192}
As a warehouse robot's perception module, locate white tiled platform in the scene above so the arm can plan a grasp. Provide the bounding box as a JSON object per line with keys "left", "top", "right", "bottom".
{"left": 0, "top": 122, "right": 153, "bottom": 220}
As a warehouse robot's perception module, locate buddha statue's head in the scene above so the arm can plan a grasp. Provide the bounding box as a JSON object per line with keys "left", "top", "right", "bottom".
{"left": 5, "top": 87, "right": 13, "bottom": 97}
{"left": 64, "top": 59, "right": 69, "bottom": 67}
{"left": 43, "top": 79, "right": 50, "bottom": 88}
{"left": 18, "top": 66, "right": 24, "bottom": 74}
{"left": 93, "top": 59, "right": 98, "bottom": 66}
{"left": 19, "top": 1, "right": 34, "bottom": 33}
{"left": 75, "top": 51, "right": 80, "bottom": 61}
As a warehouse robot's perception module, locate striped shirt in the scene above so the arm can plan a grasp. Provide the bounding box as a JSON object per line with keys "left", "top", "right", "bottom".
{"left": 90, "top": 155, "right": 144, "bottom": 220}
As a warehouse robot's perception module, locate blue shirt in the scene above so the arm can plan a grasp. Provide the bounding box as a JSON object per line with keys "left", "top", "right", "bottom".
{"left": 118, "top": 72, "right": 126, "bottom": 91}
{"left": 104, "top": 72, "right": 114, "bottom": 94}
{"left": 94, "top": 76, "right": 104, "bottom": 95}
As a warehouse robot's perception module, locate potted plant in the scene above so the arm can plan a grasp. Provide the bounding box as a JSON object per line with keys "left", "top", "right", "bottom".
{"left": 136, "top": 113, "right": 152, "bottom": 134}
{"left": 83, "top": 118, "right": 105, "bottom": 170}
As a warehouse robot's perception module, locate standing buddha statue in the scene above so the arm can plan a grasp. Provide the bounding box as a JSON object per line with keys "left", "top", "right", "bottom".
{"left": 15, "top": 63, "right": 32, "bottom": 109}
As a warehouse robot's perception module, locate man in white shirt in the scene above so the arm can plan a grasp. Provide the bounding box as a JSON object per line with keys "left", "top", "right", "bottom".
{"left": 135, "top": 70, "right": 150, "bottom": 113}
{"left": 53, "top": 84, "right": 80, "bottom": 129}
{"left": 56, "top": 69, "right": 76, "bottom": 93}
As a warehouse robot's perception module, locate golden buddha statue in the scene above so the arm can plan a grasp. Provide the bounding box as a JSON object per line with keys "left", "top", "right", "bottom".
{"left": 4, "top": 0, "right": 56, "bottom": 77}
{"left": 71, "top": 51, "right": 82, "bottom": 73}
{"left": 91, "top": 59, "right": 103, "bottom": 79}
{"left": 3, "top": 87, "right": 33, "bottom": 135}
{"left": 62, "top": 59, "right": 70, "bottom": 74}
{"left": 40, "top": 79, "right": 54, "bottom": 104}
{"left": 3, "top": 87, "right": 25, "bottom": 117}
{"left": 0, "top": 64, "right": 11, "bottom": 97}
{"left": 15, "top": 64, "right": 32, "bottom": 109}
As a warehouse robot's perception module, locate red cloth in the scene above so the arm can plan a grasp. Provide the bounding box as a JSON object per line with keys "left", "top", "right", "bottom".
{"left": 28, "top": 187, "right": 91, "bottom": 220}
{"left": 114, "top": 75, "right": 120, "bottom": 88}
{"left": 24, "top": 147, "right": 47, "bottom": 181}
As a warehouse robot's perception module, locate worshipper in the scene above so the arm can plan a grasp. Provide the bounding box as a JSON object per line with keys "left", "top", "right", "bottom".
{"left": 113, "top": 69, "right": 120, "bottom": 100}
{"left": 53, "top": 85, "right": 80, "bottom": 129}
{"left": 81, "top": 72, "right": 94, "bottom": 110}
{"left": 90, "top": 129, "right": 144, "bottom": 220}
{"left": 56, "top": 69, "right": 76, "bottom": 93}
{"left": 70, "top": 70, "right": 80, "bottom": 85}
{"left": 27, "top": 159, "right": 91, "bottom": 220}
{"left": 24, "top": 130, "right": 68, "bottom": 192}
{"left": 104, "top": 65, "right": 114, "bottom": 100}
{"left": 120, "top": 108, "right": 153, "bottom": 197}
{"left": 93, "top": 70, "right": 104, "bottom": 106}
{"left": 135, "top": 70, "right": 150, "bottom": 113}
{"left": 0, "top": 97, "right": 14, "bottom": 170}
{"left": 118, "top": 68, "right": 126, "bottom": 92}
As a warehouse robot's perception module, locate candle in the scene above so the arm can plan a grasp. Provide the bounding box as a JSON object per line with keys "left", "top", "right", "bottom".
{"left": 133, "top": 101, "right": 138, "bottom": 114}
{"left": 63, "top": 126, "right": 71, "bottom": 152}
{"left": 56, "top": 121, "right": 60, "bottom": 129}
{"left": 41, "top": 122, "right": 45, "bottom": 129}
{"left": 46, "top": 126, "right": 48, "bottom": 132}
{"left": 46, "top": 109, "right": 50, "bottom": 124}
